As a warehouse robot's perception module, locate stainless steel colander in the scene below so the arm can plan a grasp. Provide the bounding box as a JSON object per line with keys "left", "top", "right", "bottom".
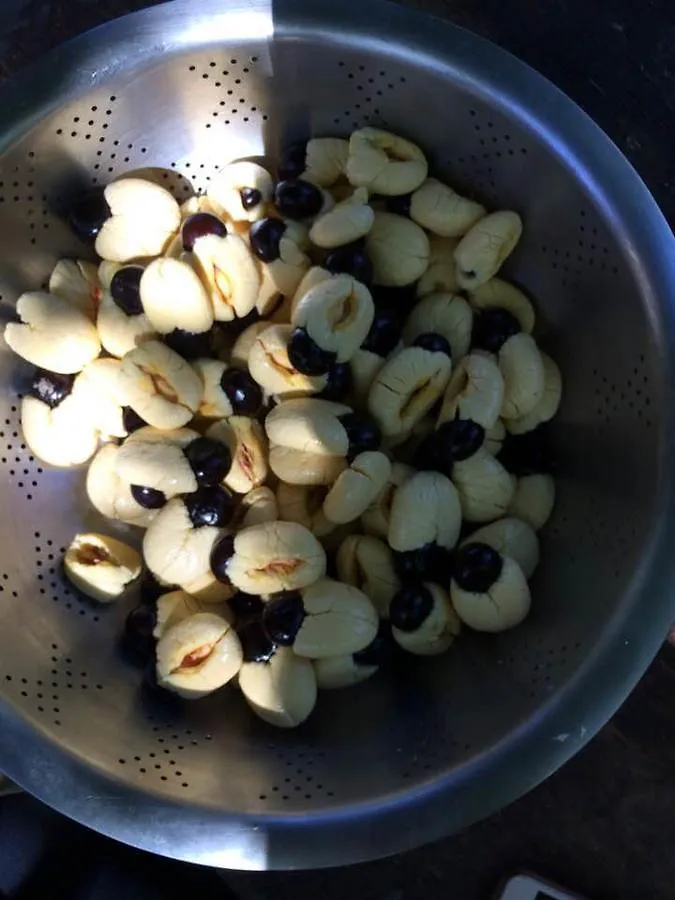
{"left": 1, "top": 0, "right": 674, "bottom": 871}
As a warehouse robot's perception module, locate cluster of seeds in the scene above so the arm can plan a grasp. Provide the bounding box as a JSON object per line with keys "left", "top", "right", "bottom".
{"left": 3, "top": 128, "right": 561, "bottom": 728}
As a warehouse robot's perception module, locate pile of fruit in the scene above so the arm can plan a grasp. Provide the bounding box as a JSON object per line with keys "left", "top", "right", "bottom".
{"left": 3, "top": 128, "right": 561, "bottom": 727}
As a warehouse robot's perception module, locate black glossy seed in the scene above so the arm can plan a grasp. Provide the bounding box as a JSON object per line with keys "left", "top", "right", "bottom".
{"left": 288, "top": 327, "right": 336, "bottom": 376}
{"left": 413, "top": 332, "right": 452, "bottom": 357}
{"left": 239, "top": 619, "right": 277, "bottom": 663}
{"left": 453, "top": 542, "right": 503, "bottom": 593}
{"left": 324, "top": 241, "right": 373, "bottom": 285}
{"left": 184, "top": 486, "right": 236, "bottom": 528}
{"left": 249, "top": 217, "right": 286, "bottom": 262}
{"left": 122, "top": 407, "right": 147, "bottom": 433}
{"left": 29, "top": 369, "right": 75, "bottom": 409}
{"left": 220, "top": 367, "right": 263, "bottom": 415}
{"left": 130, "top": 484, "right": 167, "bottom": 510}
{"left": 472, "top": 308, "right": 521, "bottom": 353}
{"left": 393, "top": 542, "right": 451, "bottom": 584}
{"left": 184, "top": 437, "right": 232, "bottom": 487}
{"left": 240, "top": 187, "right": 262, "bottom": 211}
{"left": 262, "top": 593, "right": 306, "bottom": 646}
{"left": 110, "top": 266, "right": 144, "bottom": 315}
{"left": 227, "top": 591, "right": 264, "bottom": 622}
{"left": 182, "top": 212, "right": 227, "bottom": 251}
{"left": 385, "top": 193, "right": 412, "bottom": 217}
{"left": 390, "top": 583, "right": 434, "bottom": 632}
{"left": 164, "top": 328, "right": 213, "bottom": 360}
{"left": 278, "top": 142, "right": 307, "bottom": 181}
{"left": 362, "top": 307, "right": 401, "bottom": 357}
{"left": 140, "top": 572, "right": 167, "bottom": 605}
{"left": 337, "top": 412, "right": 381, "bottom": 461}
{"left": 210, "top": 533, "right": 236, "bottom": 583}
{"left": 353, "top": 619, "right": 396, "bottom": 667}
{"left": 319, "top": 362, "right": 352, "bottom": 401}
{"left": 121, "top": 605, "right": 156, "bottom": 666}
{"left": 498, "top": 426, "right": 553, "bottom": 476}
{"left": 67, "top": 188, "right": 110, "bottom": 241}
{"left": 274, "top": 179, "right": 323, "bottom": 219}
{"left": 435, "top": 417, "right": 485, "bottom": 462}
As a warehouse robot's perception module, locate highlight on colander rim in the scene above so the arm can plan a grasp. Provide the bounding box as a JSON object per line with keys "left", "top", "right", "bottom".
{"left": 0, "top": 0, "right": 674, "bottom": 871}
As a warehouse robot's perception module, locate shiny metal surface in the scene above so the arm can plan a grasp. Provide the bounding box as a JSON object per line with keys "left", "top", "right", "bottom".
{"left": 0, "top": 0, "right": 674, "bottom": 871}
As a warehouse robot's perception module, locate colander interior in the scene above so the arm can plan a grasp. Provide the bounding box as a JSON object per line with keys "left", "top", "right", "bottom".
{"left": 0, "top": 0, "right": 671, "bottom": 870}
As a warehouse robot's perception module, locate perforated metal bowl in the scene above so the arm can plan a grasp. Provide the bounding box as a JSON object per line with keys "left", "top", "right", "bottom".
{"left": 0, "top": 0, "right": 674, "bottom": 871}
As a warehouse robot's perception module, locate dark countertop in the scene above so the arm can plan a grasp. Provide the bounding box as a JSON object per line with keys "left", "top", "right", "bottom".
{"left": 1, "top": 1, "right": 674, "bottom": 898}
